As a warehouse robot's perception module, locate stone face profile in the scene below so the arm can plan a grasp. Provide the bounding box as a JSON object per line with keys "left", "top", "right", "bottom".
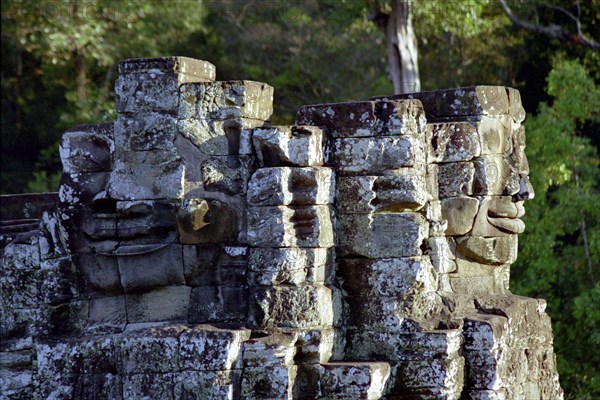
{"left": 1, "top": 57, "right": 563, "bottom": 399}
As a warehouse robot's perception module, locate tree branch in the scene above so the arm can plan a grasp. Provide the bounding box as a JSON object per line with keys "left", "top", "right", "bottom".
{"left": 498, "top": 0, "right": 600, "bottom": 52}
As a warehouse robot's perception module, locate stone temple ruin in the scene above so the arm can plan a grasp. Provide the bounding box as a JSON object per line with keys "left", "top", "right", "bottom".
{"left": 1, "top": 57, "right": 564, "bottom": 399}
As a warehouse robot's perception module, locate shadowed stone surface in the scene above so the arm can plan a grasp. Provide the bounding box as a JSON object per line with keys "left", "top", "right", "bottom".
{"left": 0, "top": 58, "right": 562, "bottom": 400}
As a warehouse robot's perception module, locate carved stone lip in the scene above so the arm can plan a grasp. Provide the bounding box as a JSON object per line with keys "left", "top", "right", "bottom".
{"left": 485, "top": 199, "right": 525, "bottom": 234}
{"left": 487, "top": 216, "right": 525, "bottom": 234}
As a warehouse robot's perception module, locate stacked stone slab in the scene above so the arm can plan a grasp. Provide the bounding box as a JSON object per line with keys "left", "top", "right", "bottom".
{"left": 374, "top": 87, "right": 563, "bottom": 399}
{"left": 296, "top": 99, "right": 465, "bottom": 399}
{"left": 1, "top": 57, "right": 565, "bottom": 399}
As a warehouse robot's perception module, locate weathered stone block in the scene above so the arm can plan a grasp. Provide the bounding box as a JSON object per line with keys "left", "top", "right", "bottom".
{"left": 177, "top": 198, "right": 242, "bottom": 245}
{"left": 183, "top": 245, "right": 247, "bottom": 286}
{"left": 337, "top": 212, "right": 428, "bottom": 258}
{"left": 60, "top": 123, "right": 114, "bottom": 173}
{"left": 506, "top": 87, "right": 526, "bottom": 123}
{"left": 114, "top": 112, "right": 177, "bottom": 151}
{"left": 441, "top": 197, "right": 480, "bottom": 235}
{"left": 118, "top": 57, "right": 216, "bottom": 82}
{"left": 116, "top": 244, "right": 184, "bottom": 292}
{"left": 427, "top": 236, "right": 457, "bottom": 274}
{"left": 320, "top": 362, "right": 391, "bottom": 400}
{"left": 437, "top": 162, "right": 475, "bottom": 198}
{"left": 123, "top": 373, "right": 175, "bottom": 399}
{"left": 177, "top": 115, "right": 266, "bottom": 155}
{"left": 108, "top": 149, "right": 184, "bottom": 200}
{"left": 472, "top": 155, "right": 520, "bottom": 196}
{"left": 339, "top": 257, "right": 436, "bottom": 298}
{"left": 252, "top": 125, "right": 324, "bottom": 167}
{"left": 174, "top": 370, "right": 242, "bottom": 400}
{"left": 240, "top": 365, "right": 297, "bottom": 399}
{"left": 375, "top": 86, "right": 510, "bottom": 121}
{"left": 345, "top": 329, "right": 463, "bottom": 362}
{"left": 427, "top": 122, "right": 481, "bottom": 162}
{"left": 248, "top": 247, "right": 334, "bottom": 286}
{"left": 179, "top": 80, "right": 273, "bottom": 122}
{"left": 247, "top": 205, "right": 334, "bottom": 248}
{"left": 88, "top": 295, "right": 127, "bottom": 327}
{"left": 250, "top": 285, "right": 334, "bottom": 329}
{"left": 126, "top": 285, "right": 190, "bottom": 323}
{"left": 248, "top": 167, "right": 334, "bottom": 206}
{"left": 242, "top": 333, "right": 297, "bottom": 368}
{"left": 336, "top": 172, "right": 429, "bottom": 213}
{"left": 188, "top": 285, "right": 248, "bottom": 324}
{"left": 477, "top": 116, "right": 512, "bottom": 155}
{"left": 333, "top": 136, "right": 425, "bottom": 173}
{"left": 394, "top": 356, "right": 465, "bottom": 391}
{"left": 457, "top": 235, "right": 518, "bottom": 265}
{"left": 73, "top": 252, "right": 122, "bottom": 294}
{"left": 295, "top": 99, "right": 425, "bottom": 137}
{"left": 179, "top": 325, "right": 250, "bottom": 371}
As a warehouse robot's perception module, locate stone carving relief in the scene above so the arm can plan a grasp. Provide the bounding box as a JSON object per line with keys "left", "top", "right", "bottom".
{"left": 1, "top": 57, "right": 562, "bottom": 399}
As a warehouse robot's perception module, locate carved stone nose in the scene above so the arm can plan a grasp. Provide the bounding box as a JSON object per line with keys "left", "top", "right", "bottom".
{"left": 513, "top": 175, "right": 534, "bottom": 201}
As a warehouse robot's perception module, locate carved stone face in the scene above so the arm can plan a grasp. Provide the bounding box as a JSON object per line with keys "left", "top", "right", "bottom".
{"left": 60, "top": 123, "right": 253, "bottom": 293}
{"left": 435, "top": 117, "right": 534, "bottom": 293}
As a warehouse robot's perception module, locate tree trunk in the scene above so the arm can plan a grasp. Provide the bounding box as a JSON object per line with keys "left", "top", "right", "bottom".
{"left": 386, "top": 0, "right": 420, "bottom": 94}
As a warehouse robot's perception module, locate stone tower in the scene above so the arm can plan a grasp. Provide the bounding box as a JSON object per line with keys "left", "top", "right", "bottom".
{"left": 1, "top": 57, "right": 562, "bottom": 399}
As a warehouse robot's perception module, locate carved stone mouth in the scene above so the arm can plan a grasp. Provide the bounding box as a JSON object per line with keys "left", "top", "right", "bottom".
{"left": 487, "top": 216, "right": 525, "bottom": 234}
{"left": 486, "top": 200, "right": 525, "bottom": 234}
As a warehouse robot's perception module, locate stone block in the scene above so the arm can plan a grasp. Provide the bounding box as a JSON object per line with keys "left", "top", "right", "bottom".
{"left": 183, "top": 245, "right": 247, "bottom": 286}
{"left": 248, "top": 167, "right": 334, "bottom": 206}
{"left": 446, "top": 258, "right": 509, "bottom": 295}
{"left": 177, "top": 198, "right": 242, "bottom": 245}
{"left": 178, "top": 114, "right": 266, "bottom": 155}
{"left": 320, "top": 362, "right": 391, "bottom": 400}
{"left": 107, "top": 149, "right": 184, "bottom": 200}
{"left": 440, "top": 197, "right": 480, "bottom": 235}
{"left": 470, "top": 197, "right": 524, "bottom": 237}
{"left": 118, "top": 329, "right": 180, "bottom": 374}
{"left": 332, "top": 136, "right": 425, "bottom": 173}
{"left": 126, "top": 285, "right": 190, "bottom": 323}
{"left": 0, "top": 262, "right": 42, "bottom": 308}
{"left": 345, "top": 329, "right": 463, "bottom": 362}
{"left": 252, "top": 125, "right": 324, "bottom": 167}
{"left": 179, "top": 325, "right": 250, "bottom": 371}
{"left": 73, "top": 252, "right": 122, "bottom": 294}
{"left": 456, "top": 235, "right": 518, "bottom": 265}
{"left": 118, "top": 57, "right": 216, "bottom": 82}
{"left": 477, "top": 116, "right": 512, "bottom": 155}
{"left": 506, "top": 87, "right": 526, "bottom": 123}
{"left": 339, "top": 257, "right": 436, "bottom": 298}
{"left": 393, "top": 356, "right": 465, "bottom": 391}
{"left": 293, "top": 329, "right": 337, "bottom": 364}
{"left": 88, "top": 295, "right": 127, "bottom": 327}
{"left": 295, "top": 99, "right": 425, "bottom": 137}
{"left": 247, "top": 205, "right": 334, "bottom": 248}
{"left": 174, "top": 370, "right": 241, "bottom": 400}
{"left": 375, "top": 86, "right": 510, "bottom": 121}
{"left": 123, "top": 373, "right": 175, "bottom": 399}
{"left": 427, "top": 237, "right": 457, "bottom": 274}
{"left": 242, "top": 333, "right": 297, "bottom": 368}
{"left": 188, "top": 285, "right": 248, "bottom": 324}
{"left": 249, "top": 285, "right": 334, "bottom": 329}
{"left": 437, "top": 162, "right": 475, "bottom": 198}
{"left": 337, "top": 171, "right": 429, "bottom": 213}
{"left": 200, "top": 156, "right": 254, "bottom": 195}
{"left": 179, "top": 80, "right": 273, "bottom": 121}
{"left": 337, "top": 212, "right": 428, "bottom": 258}
{"left": 114, "top": 112, "right": 177, "bottom": 151}
{"left": 240, "top": 365, "right": 297, "bottom": 399}
{"left": 116, "top": 244, "right": 184, "bottom": 292}
{"left": 60, "top": 123, "right": 114, "bottom": 174}
{"left": 472, "top": 155, "right": 520, "bottom": 196}
{"left": 248, "top": 247, "right": 334, "bottom": 286}
{"left": 427, "top": 122, "right": 481, "bottom": 162}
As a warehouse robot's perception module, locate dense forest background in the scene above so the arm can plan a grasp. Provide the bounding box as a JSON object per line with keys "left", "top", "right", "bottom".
{"left": 1, "top": 0, "right": 598, "bottom": 398}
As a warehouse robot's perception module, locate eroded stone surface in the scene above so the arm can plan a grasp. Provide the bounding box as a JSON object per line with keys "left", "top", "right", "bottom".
{"left": 1, "top": 56, "right": 563, "bottom": 400}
